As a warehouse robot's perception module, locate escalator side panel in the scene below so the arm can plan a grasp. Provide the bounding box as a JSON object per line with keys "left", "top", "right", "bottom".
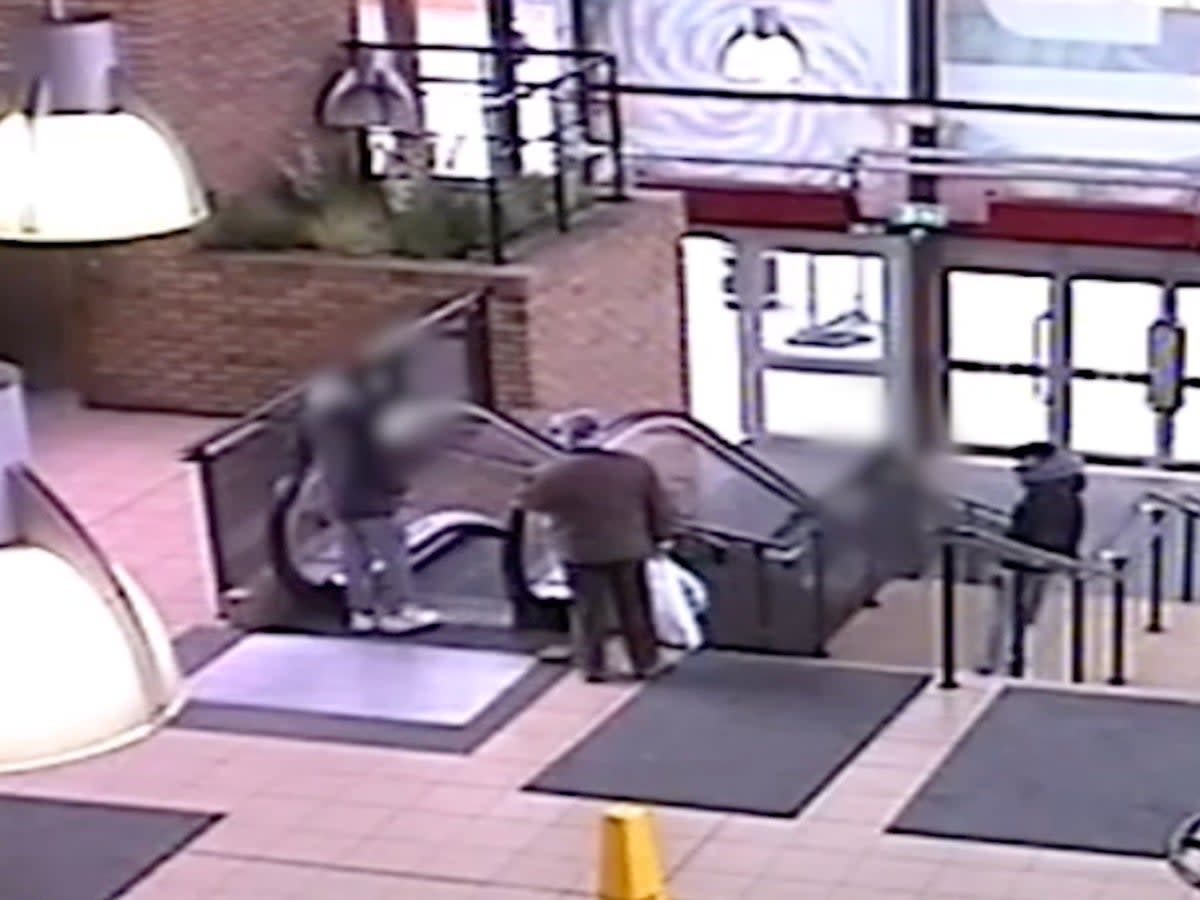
{"left": 676, "top": 537, "right": 770, "bottom": 651}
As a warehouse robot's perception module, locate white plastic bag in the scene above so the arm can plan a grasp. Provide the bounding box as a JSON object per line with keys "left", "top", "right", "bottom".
{"left": 646, "top": 556, "right": 704, "bottom": 651}
{"left": 671, "top": 559, "right": 709, "bottom": 616}
{"left": 533, "top": 562, "right": 572, "bottom": 603}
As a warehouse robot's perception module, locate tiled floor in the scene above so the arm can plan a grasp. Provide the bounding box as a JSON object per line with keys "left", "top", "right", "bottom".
{"left": 7, "top": 393, "right": 1200, "bottom": 899}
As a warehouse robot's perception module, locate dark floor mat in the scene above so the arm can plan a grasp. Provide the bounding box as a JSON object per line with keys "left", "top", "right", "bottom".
{"left": 0, "top": 795, "right": 219, "bottom": 900}
{"left": 525, "top": 653, "right": 928, "bottom": 817}
{"left": 889, "top": 687, "right": 1200, "bottom": 857}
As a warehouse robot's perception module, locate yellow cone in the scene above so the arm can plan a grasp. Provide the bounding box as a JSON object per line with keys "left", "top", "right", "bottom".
{"left": 598, "top": 804, "right": 670, "bottom": 900}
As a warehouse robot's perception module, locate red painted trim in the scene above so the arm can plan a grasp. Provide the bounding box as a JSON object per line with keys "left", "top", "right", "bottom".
{"left": 670, "top": 182, "right": 1200, "bottom": 250}
{"left": 654, "top": 183, "right": 856, "bottom": 232}
{"left": 969, "top": 199, "right": 1200, "bottom": 251}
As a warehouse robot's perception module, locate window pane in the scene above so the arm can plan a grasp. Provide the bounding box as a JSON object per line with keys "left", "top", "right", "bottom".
{"left": 762, "top": 370, "right": 885, "bottom": 443}
{"left": 761, "top": 252, "right": 886, "bottom": 362}
{"left": 1070, "top": 279, "right": 1161, "bottom": 373}
{"left": 949, "top": 371, "right": 1048, "bottom": 449}
{"left": 1070, "top": 380, "right": 1156, "bottom": 459}
{"left": 948, "top": 271, "right": 1051, "bottom": 365}
{"left": 1171, "top": 389, "right": 1200, "bottom": 463}
{"left": 1175, "top": 287, "right": 1200, "bottom": 380}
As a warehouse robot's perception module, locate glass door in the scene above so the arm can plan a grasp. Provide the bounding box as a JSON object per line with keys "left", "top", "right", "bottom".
{"left": 682, "top": 236, "right": 744, "bottom": 444}
{"left": 757, "top": 248, "right": 889, "bottom": 443}
{"left": 1066, "top": 278, "right": 1163, "bottom": 464}
{"left": 945, "top": 270, "right": 1056, "bottom": 452}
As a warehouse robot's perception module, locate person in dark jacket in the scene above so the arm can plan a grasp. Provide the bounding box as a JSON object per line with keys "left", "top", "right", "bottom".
{"left": 303, "top": 362, "right": 437, "bottom": 635}
{"left": 980, "top": 442, "right": 1086, "bottom": 674}
{"left": 520, "top": 410, "right": 675, "bottom": 682}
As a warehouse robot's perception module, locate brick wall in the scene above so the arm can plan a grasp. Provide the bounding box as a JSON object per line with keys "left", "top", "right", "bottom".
{"left": 523, "top": 192, "right": 687, "bottom": 416}
{"left": 75, "top": 239, "right": 528, "bottom": 415}
{"left": 75, "top": 193, "right": 686, "bottom": 418}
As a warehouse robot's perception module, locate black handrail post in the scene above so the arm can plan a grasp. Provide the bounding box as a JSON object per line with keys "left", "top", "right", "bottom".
{"left": 604, "top": 57, "right": 628, "bottom": 201}
{"left": 1149, "top": 506, "right": 1166, "bottom": 633}
{"left": 811, "top": 526, "right": 829, "bottom": 658}
{"left": 1007, "top": 571, "right": 1027, "bottom": 680}
{"left": 1109, "top": 555, "right": 1129, "bottom": 686}
{"left": 1183, "top": 511, "right": 1196, "bottom": 604}
{"left": 1070, "top": 577, "right": 1086, "bottom": 684}
{"left": 939, "top": 542, "right": 958, "bottom": 690}
{"left": 484, "top": 174, "right": 505, "bottom": 264}
{"left": 549, "top": 87, "right": 570, "bottom": 233}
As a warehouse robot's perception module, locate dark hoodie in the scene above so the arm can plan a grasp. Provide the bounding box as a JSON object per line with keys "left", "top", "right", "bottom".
{"left": 1007, "top": 447, "right": 1086, "bottom": 559}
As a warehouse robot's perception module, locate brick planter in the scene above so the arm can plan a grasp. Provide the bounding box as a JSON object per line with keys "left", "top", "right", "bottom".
{"left": 69, "top": 191, "right": 687, "bottom": 418}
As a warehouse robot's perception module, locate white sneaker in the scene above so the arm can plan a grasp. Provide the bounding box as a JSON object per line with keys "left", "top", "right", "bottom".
{"left": 377, "top": 606, "right": 441, "bottom": 635}
{"left": 349, "top": 611, "right": 377, "bottom": 633}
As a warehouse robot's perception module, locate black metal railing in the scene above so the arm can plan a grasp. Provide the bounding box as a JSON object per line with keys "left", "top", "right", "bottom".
{"left": 337, "top": 40, "right": 627, "bottom": 265}
{"left": 935, "top": 524, "right": 1117, "bottom": 690}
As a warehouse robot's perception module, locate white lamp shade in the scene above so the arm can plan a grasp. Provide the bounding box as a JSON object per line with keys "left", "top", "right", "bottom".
{"left": 0, "top": 110, "right": 208, "bottom": 243}
{"left": 0, "top": 546, "right": 183, "bottom": 774}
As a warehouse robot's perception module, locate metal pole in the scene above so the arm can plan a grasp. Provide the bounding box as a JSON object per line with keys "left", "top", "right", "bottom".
{"left": 1070, "top": 577, "right": 1086, "bottom": 684}
{"left": 1109, "top": 556, "right": 1129, "bottom": 686}
{"left": 549, "top": 89, "right": 569, "bottom": 233}
{"left": 939, "top": 543, "right": 958, "bottom": 690}
{"left": 811, "top": 526, "right": 829, "bottom": 658}
{"left": 484, "top": 174, "right": 505, "bottom": 264}
{"left": 1183, "top": 512, "right": 1196, "bottom": 604}
{"left": 604, "top": 57, "right": 628, "bottom": 201}
{"left": 1149, "top": 507, "right": 1166, "bottom": 633}
{"left": 1007, "top": 571, "right": 1026, "bottom": 679}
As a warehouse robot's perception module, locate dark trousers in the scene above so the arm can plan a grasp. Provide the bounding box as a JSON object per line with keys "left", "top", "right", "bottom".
{"left": 565, "top": 560, "right": 659, "bottom": 677}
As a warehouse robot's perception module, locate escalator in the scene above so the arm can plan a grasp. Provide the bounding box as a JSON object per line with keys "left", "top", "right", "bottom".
{"left": 263, "top": 401, "right": 910, "bottom": 655}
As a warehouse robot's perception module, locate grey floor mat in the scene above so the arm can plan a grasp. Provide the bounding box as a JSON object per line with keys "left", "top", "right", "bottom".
{"left": 0, "top": 795, "right": 218, "bottom": 900}
{"left": 889, "top": 687, "right": 1200, "bottom": 857}
{"left": 525, "top": 652, "right": 928, "bottom": 817}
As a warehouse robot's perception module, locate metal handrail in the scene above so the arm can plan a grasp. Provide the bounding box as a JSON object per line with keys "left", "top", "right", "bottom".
{"left": 598, "top": 410, "right": 819, "bottom": 514}
{"left": 939, "top": 524, "right": 1109, "bottom": 580}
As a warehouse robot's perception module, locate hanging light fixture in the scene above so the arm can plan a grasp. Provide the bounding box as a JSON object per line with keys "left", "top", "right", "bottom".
{"left": 0, "top": 361, "right": 183, "bottom": 774}
{"left": 318, "top": 0, "right": 421, "bottom": 136}
{"left": 0, "top": 2, "right": 208, "bottom": 244}
{"left": 719, "top": 6, "right": 807, "bottom": 86}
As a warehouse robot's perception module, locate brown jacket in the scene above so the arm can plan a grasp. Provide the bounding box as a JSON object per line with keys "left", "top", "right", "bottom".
{"left": 521, "top": 449, "right": 675, "bottom": 565}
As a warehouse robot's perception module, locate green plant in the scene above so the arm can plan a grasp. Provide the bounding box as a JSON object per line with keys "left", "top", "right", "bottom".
{"left": 201, "top": 141, "right": 594, "bottom": 260}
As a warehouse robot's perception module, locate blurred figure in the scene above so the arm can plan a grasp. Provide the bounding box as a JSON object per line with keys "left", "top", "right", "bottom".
{"left": 980, "top": 442, "right": 1086, "bottom": 675}
{"left": 303, "top": 361, "right": 438, "bottom": 635}
{"left": 521, "top": 410, "right": 675, "bottom": 682}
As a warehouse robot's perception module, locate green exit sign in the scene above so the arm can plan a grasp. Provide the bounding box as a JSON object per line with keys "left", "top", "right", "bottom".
{"left": 891, "top": 202, "right": 950, "bottom": 230}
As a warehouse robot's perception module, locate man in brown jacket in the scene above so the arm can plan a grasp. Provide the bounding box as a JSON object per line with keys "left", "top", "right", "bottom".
{"left": 521, "top": 410, "right": 675, "bottom": 682}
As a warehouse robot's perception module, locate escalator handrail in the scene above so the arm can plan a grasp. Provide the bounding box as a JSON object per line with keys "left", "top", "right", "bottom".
{"left": 442, "top": 401, "right": 564, "bottom": 459}
{"left": 597, "top": 410, "right": 820, "bottom": 514}
{"left": 681, "top": 516, "right": 815, "bottom": 555}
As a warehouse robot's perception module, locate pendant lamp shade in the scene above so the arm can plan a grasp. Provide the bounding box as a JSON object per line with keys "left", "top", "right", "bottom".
{"left": 0, "top": 12, "right": 208, "bottom": 244}
{"left": 319, "top": 0, "right": 421, "bottom": 135}
{"left": 0, "top": 363, "right": 183, "bottom": 773}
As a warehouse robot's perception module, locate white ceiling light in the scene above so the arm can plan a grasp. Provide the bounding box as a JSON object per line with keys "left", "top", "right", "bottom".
{"left": 0, "top": 362, "right": 183, "bottom": 774}
{"left": 719, "top": 6, "right": 807, "bottom": 86}
{"left": 0, "top": 3, "right": 208, "bottom": 244}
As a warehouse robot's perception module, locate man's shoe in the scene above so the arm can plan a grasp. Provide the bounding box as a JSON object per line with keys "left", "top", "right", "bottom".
{"left": 349, "top": 611, "right": 377, "bottom": 634}
{"left": 634, "top": 660, "right": 673, "bottom": 681}
{"left": 377, "top": 606, "right": 441, "bottom": 635}
{"left": 583, "top": 671, "right": 609, "bottom": 684}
